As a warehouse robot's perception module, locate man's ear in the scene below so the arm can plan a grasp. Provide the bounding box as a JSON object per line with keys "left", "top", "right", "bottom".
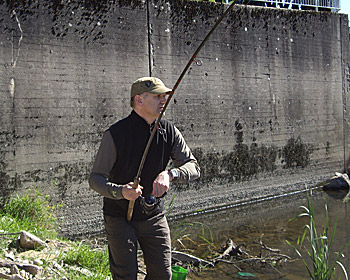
{"left": 135, "top": 95, "right": 143, "bottom": 106}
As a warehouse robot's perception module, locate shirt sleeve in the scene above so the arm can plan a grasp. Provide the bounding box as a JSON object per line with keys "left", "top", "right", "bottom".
{"left": 170, "top": 126, "right": 200, "bottom": 183}
{"left": 88, "top": 131, "right": 124, "bottom": 200}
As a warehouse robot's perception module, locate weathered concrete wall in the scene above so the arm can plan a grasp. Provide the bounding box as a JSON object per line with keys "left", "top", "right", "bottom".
{"left": 151, "top": 1, "right": 350, "bottom": 217}
{"left": 0, "top": 0, "right": 149, "bottom": 236}
{"left": 0, "top": 0, "right": 349, "bottom": 237}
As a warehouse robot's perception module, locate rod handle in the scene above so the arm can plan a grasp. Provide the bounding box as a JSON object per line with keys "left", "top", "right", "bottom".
{"left": 126, "top": 177, "right": 140, "bottom": 221}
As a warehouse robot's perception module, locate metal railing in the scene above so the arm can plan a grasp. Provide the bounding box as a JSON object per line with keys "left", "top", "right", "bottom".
{"left": 240, "top": 0, "right": 341, "bottom": 11}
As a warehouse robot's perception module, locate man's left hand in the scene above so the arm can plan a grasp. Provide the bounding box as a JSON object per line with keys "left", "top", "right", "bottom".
{"left": 152, "top": 170, "right": 170, "bottom": 197}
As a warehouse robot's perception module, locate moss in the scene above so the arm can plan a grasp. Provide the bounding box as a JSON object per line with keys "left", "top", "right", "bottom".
{"left": 17, "top": 162, "right": 91, "bottom": 198}
{"left": 163, "top": 0, "right": 225, "bottom": 33}
{"left": 0, "top": 159, "right": 12, "bottom": 203}
{"left": 0, "top": 131, "right": 18, "bottom": 205}
{"left": 192, "top": 135, "right": 312, "bottom": 186}
{"left": 282, "top": 136, "right": 313, "bottom": 168}
{"left": 192, "top": 141, "right": 279, "bottom": 184}
{"left": 1, "top": 0, "right": 144, "bottom": 43}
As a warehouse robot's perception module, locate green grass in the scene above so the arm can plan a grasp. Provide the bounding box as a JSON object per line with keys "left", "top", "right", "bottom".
{"left": 0, "top": 188, "right": 111, "bottom": 279}
{"left": 0, "top": 188, "right": 59, "bottom": 241}
{"left": 286, "top": 193, "right": 349, "bottom": 280}
{"left": 57, "top": 241, "right": 110, "bottom": 279}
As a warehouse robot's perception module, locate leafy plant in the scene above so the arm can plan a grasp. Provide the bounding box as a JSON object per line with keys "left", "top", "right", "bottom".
{"left": 286, "top": 194, "right": 349, "bottom": 280}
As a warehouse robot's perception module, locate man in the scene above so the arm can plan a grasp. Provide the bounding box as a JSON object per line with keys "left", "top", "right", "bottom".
{"left": 89, "top": 77, "right": 200, "bottom": 279}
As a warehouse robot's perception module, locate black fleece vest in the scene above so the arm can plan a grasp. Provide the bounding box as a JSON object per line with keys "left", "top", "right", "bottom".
{"left": 103, "top": 111, "right": 176, "bottom": 220}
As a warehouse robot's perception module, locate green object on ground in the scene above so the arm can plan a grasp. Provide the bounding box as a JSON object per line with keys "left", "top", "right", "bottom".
{"left": 171, "top": 266, "right": 187, "bottom": 280}
{"left": 235, "top": 271, "right": 257, "bottom": 278}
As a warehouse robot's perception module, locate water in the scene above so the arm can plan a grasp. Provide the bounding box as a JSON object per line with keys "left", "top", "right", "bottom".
{"left": 169, "top": 188, "right": 350, "bottom": 279}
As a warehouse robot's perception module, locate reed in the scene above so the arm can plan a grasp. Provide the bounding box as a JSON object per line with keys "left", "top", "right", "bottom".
{"left": 166, "top": 194, "right": 214, "bottom": 249}
{"left": 286, "top": 194, "right": 349, "bottom": 280}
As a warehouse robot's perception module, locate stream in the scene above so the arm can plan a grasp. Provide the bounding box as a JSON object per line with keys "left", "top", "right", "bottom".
{"left": 169, "top": 188, "right": 350, "bottom": 279}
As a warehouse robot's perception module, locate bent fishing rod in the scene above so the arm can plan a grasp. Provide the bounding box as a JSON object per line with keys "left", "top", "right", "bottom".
{"left": 127, "top": 0, "right": 239, "bottom": 221}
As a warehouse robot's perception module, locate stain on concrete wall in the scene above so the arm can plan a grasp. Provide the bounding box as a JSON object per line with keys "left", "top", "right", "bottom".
{"left": 191, "top": 118, "right": 280, "bottom": 184}
{"left": 282, "top": 136, "right": 313, "bottom": 168}
{"left": 0, "top": 0, "right": 349, "bottom": 236}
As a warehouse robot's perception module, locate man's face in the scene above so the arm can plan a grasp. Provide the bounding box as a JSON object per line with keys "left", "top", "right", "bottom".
{"left": 139, "top": 92, "right": 168, "bottom": 119}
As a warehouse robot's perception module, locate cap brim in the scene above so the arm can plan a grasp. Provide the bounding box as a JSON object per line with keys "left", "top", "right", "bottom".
{"left": 148, "top": 86, "right": 173, "bottom": 95}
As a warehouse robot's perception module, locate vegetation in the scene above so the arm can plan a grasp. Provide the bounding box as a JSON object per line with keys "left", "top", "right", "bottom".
{"left": 0, "top": 188, "right": 110, "bottom": 279}
{"left": 1, "top": 188, "right": 349, "bottom": 279}
{"left": 171, "top": 217, "right": 214, "bottom": 250}
{"left": 0, "top": 188, "right": 59, "bottom": 242}
{"left": 57, "top": 242, "right": 110, "bottom": 280}
{"left": 286, "top": 194, "right": 349, "bottom": 280}
{"left": 166, "top": 195, "right": 214, "bottom": 250}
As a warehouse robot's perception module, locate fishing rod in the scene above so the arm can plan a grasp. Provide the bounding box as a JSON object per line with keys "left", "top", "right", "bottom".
{"left": 127, "top": 0, "right": 239, "bottom": 221}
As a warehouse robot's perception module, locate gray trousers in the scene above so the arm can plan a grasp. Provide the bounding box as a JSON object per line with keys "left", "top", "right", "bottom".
{"left": 104, "top": 214, "right": 172, "bottom": 280}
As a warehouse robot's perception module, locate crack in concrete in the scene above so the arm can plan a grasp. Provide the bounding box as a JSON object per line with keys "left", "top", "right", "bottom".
{"left": 8, "top": 10, "right": 23, "bottom": 98}
{"left": 11, "top": 10, "right": 23, "bottom": 69}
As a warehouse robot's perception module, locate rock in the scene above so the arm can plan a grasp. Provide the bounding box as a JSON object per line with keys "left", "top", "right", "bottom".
{"left": 9, "top": 264, "right": 19, "bottom": 275}
{"left": 19, "top": 231, "right": 48, "bottom": 250}
{"left": 20, "top": 263, "right": 42, "bottom": 276}
{"left": 0, "top": 260, "right": 42, "bottom": 277}
{"left": 322, "top": 173, "right": 350, "bottom": 191}
{"left": 5, "top": 251, "right": 15, "bottom": 261}
{"left": 0, "top": 271, "right": 26, "bottom": 280}
{"left": 12, "top": 275, "right": 26, "bottom": 280}
{"left": 33, "top": 259, "right": 43, "bottom": 266}
{"left": 52, "top": 261, "right": 65, "bottom": 272}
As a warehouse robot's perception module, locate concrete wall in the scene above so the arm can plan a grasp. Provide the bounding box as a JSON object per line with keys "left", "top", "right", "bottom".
{"left": 0, "top": 0, "right": 349, "bottom": 237}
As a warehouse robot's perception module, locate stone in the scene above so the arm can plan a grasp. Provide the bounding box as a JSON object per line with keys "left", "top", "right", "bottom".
{"left": 19, "top": 231, "right": 48, "bottom": 250}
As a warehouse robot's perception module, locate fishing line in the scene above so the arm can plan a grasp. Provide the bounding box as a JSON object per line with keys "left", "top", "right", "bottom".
{"left": 127, "top": 0, "right": 239, "bottom": 221}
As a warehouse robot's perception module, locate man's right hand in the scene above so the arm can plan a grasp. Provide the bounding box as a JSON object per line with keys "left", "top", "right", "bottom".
{"left": 122, "top": 182, "right": 143, "bottom": 201}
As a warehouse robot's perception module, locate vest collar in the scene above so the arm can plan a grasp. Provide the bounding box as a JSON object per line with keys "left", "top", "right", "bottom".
{"left": 130, "top": 110, "right": 166, "bottom": 140}
{"left": 130, "top": 110, "right": 156, "bottom": 130}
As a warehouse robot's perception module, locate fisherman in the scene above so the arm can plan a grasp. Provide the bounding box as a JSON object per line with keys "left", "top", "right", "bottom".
{"left": 89, "top": 77, "right": 200, "bottom": 279}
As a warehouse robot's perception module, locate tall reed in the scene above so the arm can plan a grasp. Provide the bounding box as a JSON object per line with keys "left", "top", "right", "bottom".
{"left": 286, "top": 194, "right": 349, "bottom": 280}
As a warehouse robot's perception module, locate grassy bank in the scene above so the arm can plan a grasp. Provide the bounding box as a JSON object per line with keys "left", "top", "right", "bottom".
{"left": 0, "top": 189, "right": 111, "bottom": 279}
{"left": 0, "top": 190, "right": 212, "bottom": 279}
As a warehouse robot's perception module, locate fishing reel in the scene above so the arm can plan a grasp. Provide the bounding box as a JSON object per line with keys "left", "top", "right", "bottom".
{"left": 139, "top": 194, "right": 159, "bottom": 216}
